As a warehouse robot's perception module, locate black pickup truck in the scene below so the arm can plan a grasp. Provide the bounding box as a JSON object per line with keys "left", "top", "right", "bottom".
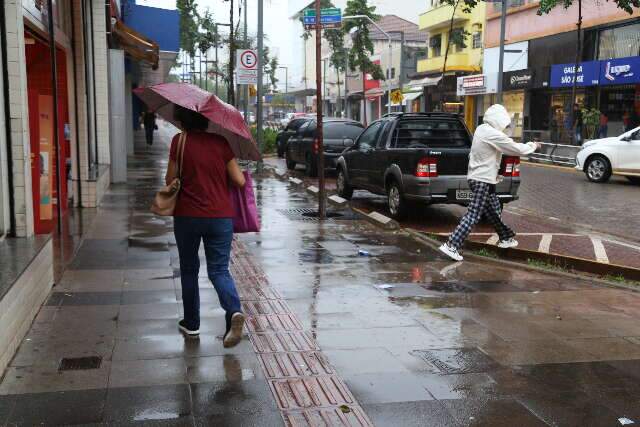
{"left": 285, "top": 118, "right": 364, "bottom": 177}
{"left": 335, "top": 113, "right": 521, "bottom": 219}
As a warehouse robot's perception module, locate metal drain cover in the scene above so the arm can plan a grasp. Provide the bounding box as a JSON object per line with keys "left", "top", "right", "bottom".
{"left": 277, "top": 208, "right": 353, "bottom": 222}
{"left": 59, "top": 356, "right": 102, "bottom": 371}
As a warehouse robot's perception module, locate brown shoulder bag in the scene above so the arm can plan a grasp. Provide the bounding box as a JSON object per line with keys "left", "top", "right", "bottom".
{"left": 151, "top": 132, "right": 186, "bottom": 216}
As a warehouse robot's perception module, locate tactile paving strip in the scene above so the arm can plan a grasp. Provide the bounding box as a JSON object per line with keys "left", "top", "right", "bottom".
{"left": 231, "top": 240, "right": 373, "bottom": 427}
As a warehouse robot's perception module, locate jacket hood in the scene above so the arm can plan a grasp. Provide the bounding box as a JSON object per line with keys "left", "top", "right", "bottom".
{"left": 483, "top": 104, "right": 511, "bottom": 132}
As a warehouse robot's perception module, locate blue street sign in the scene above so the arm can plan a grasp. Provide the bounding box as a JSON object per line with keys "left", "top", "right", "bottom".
{"left": 303, "top": 8, "right": 342, "bottom": 28}
{"left": 599, "top": 56, "right": 640, "bottom": 86}
{"left": 550, "top": 61, "right": 600, "bottom": 88}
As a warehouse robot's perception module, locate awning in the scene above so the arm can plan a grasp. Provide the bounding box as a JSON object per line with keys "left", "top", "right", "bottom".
{"left": 403, "top": 92, "right": 422, "bottom": 101}
{"left": 112, "top": 20, "right": 159, "bottom": 69}
{"left": 408, "top": 76, "right": 442, "bottom": 89}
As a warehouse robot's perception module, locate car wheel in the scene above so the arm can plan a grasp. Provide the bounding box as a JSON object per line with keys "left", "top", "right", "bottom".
{"left": 306, "top": 154, "right": 318, "bottom": 178}
{"left": 627, "top": 176, "right": 640, "bottom": 185}
{"left": 285, "top": 149, "right": 296, "bottom": 170}
{"left": 336, "top": 167, "right": 353, "bottom": 200}
{"left": 387, "top": 181, "right": 407, "bottom": 220}
{"left": 585, "top": 155, "right": 612, "bottom": 183}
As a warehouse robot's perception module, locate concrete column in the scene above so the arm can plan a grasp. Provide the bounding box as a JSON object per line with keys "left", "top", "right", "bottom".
{"left": 91, "top": 0, "right": 110, "bottom": 167}
{"left": 125, "top": 74, "right": 134, "bottom": 156}
{"left": 71, "top": 0, "right": 90, "bottom": 183}
{"left": 4, "top": 1, "right": 35, "bottom": 237}
{"left": 108, "top": 49, "right": 126, "bottom": 183}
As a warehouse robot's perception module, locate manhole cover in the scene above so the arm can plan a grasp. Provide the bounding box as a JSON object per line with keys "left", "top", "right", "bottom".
{"left": 59, "top": 356, "right": 102, "bottom": 371}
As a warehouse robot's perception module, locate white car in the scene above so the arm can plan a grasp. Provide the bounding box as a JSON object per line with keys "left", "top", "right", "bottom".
{"left": 575, "top": 126, "right": 640, "bottom": 184}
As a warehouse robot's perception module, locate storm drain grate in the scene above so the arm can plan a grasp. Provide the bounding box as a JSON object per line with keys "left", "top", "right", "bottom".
{"left": 59, "top": 356, "right": 102, "bottom": 371}
{"left": 277, "top": 208, "right": 354, "bottom": 222}
{"left": 410, "top": 348, "right": 498, "bottom": 375}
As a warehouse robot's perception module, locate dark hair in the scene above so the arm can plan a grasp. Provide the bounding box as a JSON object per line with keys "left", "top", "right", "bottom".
{"left": 174, "top": 105, "right": 209, "bottom": 131}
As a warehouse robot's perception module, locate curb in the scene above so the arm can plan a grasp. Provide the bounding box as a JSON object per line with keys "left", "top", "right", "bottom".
{"left": 419, "top": 230, "right": 640, "bottom": 283}
{"left": 351, "top": 207, "right": 399, "bottom": 231}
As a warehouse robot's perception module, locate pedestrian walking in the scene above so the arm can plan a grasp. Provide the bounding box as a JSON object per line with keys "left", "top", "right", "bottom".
{"left": 573, "top": 103, "right": 583, "bottom": 145}
{"left": 598, "top": 112, "right": 608, "bottom": 138}
{"left": 439, "top": 104, "right": 540, "bottom": 262}
{"left": 166, "top": 105, "right": 247, "bottom": 347}
{"left": 143, "top": 110, "right": 157, "bottom": 146}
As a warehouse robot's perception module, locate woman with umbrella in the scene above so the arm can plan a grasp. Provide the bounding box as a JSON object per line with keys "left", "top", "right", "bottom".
{"left": 136, "top": 83, "right": 260, "bottom": 348}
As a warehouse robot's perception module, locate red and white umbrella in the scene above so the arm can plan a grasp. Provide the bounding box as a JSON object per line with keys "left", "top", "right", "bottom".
{"left": 134, "top": 82, "right": 260, "bottom": 161}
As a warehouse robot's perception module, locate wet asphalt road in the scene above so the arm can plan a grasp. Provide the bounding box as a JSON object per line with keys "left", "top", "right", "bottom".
{"left": 2, "top": 125, "right": 640, "bottom": 426}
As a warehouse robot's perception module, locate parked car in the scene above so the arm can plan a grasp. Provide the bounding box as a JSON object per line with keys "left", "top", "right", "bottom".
{"left": 575, "top": 126, "right": 640, "bottom": 184}
{"left": 276, "top": 117, "right": 314, "bottom": 158}
{"left": 335, "top": 112, "right": 522, "bottom": 219}
{"left": 280, "top": 112, "right": 307, "bottom": 128}
{"left": 286, "top": 118, "right": 364, "bottom": 177}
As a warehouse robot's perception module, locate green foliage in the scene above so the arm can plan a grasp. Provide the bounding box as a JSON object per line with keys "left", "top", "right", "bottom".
{"left": 250, "top": 126, "right": 278, "bottom": 153}
{"left": 581, "top": 107, "right": 601, "bottom": 140}
{"left": 450, "top": 27, "right": 470, "bottom": 49}
{"left": 268, "top": 57, "right": 279, "bottom": 91}
{"left": 538, "top": 0, "right": 639, "bottom": 15}
{"left": 344, "top": 0, "right": 384, "bottom": 80}
{"left": 176, "top": 0, "right": 200, "bottom": 58}
{"left": 473, "top": 248, "right": 498, "bottom": 259}
{"left": 197, "top": 9, "right": 220, "bottom": 54}
{"left": 324, "top": 28, "right": 347, "bottom": 72}
{"left": 442, "top": 0, "right": 480, "bottom": 13}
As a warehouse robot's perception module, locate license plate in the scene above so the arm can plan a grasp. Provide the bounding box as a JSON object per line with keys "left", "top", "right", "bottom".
{"left": 456, "top": 190, "right": 473, "bottom": 201}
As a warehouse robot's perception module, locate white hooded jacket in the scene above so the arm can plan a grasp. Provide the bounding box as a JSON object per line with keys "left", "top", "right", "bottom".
{"left": 467, "top": 104, "right": 537, "bottom": 185}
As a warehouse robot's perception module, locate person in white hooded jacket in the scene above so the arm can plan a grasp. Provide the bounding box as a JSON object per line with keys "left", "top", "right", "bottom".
{"left": 440, "top": 104, "right": 540, "bottom": 262}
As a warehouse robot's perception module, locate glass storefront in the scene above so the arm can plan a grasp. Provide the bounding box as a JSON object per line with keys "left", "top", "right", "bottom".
{"left": 503, "top": 90, "right": 525, "bottom": 139}
{"left": 599, "top": 84, "right": 640, "bottom": 136}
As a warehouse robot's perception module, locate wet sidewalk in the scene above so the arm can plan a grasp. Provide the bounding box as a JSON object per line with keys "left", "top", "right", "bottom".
{"left": 3, "top": 125, "right": 640, "bottom": 426}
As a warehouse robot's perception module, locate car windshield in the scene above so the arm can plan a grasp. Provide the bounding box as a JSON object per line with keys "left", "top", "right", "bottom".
{"left": 323, "top": 122, "right": 364, "bottom": 140}
{"left": 392, "top": 118, "right": 471, "bottom": 148}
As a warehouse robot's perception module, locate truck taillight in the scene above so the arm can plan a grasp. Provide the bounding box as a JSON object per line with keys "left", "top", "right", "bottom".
{"left": 501, "top": 157, "right": 520, "bottom": 177}
{"left": 313, "top": 139, "right": 319, "bottom": 154}
{"left": 416, "top": 157, "right": 438, "bottom": 178}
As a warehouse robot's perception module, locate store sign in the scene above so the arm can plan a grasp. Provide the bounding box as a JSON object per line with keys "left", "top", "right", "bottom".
{"left": 503, "top": 69, "right": 534, "bottom": 90}
{"left": 550, "top": 61, "right": 600, "bottom": 87}
{"left": 457, "top": 74, "right": 498, "bottom": 96}
{"left": 599, "top": 56, "right": 640, "bottom": 85}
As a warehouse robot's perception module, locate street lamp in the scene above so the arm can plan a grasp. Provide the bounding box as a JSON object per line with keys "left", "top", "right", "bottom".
{"left": 342, "top": 15, "right": 393, "bottom": 116}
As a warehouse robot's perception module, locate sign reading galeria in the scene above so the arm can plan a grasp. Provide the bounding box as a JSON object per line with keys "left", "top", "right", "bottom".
{"left": 503, "top": 69, "right": 534, "bottom": 90}
{"left": 600, "top": 56, "right": 640, "bottom": 85}
{"left": 550, "top": 61, "right": 600, "bottom": 87}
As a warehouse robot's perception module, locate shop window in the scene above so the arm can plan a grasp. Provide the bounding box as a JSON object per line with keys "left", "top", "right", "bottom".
{"left": 598, "top": 23, "right": 640, "bottom": 60}
{"left": 450, "top": 28, "right": 468, "bottom": 52}
{"left": 430, "top": 35, "right": 442, "bottom": 57}
{"left": 472, "top": 32, "right": 482, "bottom": 49}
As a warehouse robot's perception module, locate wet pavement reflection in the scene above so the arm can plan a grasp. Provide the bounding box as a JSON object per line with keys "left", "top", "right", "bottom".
{"left": 2, "top": 126, "right": 640, "bottom": 426}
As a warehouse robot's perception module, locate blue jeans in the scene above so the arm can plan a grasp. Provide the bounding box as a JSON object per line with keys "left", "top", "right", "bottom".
{"left": 174, "top": 217, "right": 241, "bottom": 330}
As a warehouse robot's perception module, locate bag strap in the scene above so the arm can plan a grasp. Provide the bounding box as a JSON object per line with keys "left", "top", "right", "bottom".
{"left": 177, "top": 132, "right": 187, "bottom": 178}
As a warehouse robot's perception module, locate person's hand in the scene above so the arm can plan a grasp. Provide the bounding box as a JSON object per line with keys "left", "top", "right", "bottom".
{"left": 529, "top": 141, "right": 542, "bottom": 151}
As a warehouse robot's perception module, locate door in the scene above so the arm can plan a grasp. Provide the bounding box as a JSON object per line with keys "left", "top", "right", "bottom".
{"left": 350, "top": 121, "right": 384, "bottom": 188}
{"left": 617, "top": 129, "right": 640, "bottom": 174}
{"left": 290, "top": 121, "right": 309, "bottom": 163}
{"left": 30, "top": 93, "right": 56, "bottom": 234}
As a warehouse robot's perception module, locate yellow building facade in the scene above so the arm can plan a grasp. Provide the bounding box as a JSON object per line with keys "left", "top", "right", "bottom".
{"left": 417, "top": 1, "right": 486, "bottom": 74}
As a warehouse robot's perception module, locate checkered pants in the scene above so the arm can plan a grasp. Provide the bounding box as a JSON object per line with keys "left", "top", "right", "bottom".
{"left": 447, "top": 180, "right": 516, "bottom": 250}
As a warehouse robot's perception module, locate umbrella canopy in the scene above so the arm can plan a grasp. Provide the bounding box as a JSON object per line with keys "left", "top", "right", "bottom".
{"left": 134, "top": 82, "right": 260, "bottom": 161}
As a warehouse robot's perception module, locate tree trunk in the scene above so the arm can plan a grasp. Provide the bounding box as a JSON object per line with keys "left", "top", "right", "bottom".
{"left": 440, "top": 0, "right": 461, "bottom": 109}
{"left": 362, "top": 70, "right": 367, "bottom": 126}
{"left": 569, "top": 0, "right": 583, "bottom": 145}
{"left": 336, "top": 66, "right": 341, "bottom": 118}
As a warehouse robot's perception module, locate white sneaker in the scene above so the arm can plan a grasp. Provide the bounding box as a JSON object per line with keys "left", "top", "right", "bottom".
{"left": 439, "top": 243, "right": 464, "bottom": 262}
{"left": 223, "top": 312, "right": 246, "bottom": 348}
{"left": 497, "top": 238, "right": 519, "bottom": 249}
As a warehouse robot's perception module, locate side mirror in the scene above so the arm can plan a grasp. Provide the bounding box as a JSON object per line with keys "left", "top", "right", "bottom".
{"left": 621, "top": 135, "right": 632, "bottom": 142}
{"left": 343, "top": 138, "right": 355, "bottom": 147}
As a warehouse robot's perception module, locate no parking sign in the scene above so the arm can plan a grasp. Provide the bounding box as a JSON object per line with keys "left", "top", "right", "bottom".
{"left": 236, "top": 50, "right": 258, "bottom": 85}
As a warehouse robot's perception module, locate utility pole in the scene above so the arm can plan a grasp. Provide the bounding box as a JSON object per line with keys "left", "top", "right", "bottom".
{"left": 257, "top": 0, "right": 264, "bottom": 171}
{"left": 215, "top": 25, "right": 219, "bottom": 95}
{"left": 496, "top": 0, "right": 507, "bottom": 103}
{"left": 243, "top": 0, "right": 249, "bottom": 123}
{"left": 229, "top": 0, "right": 236, "bottom": 105}
{"left": 315, "top": 0, "right": 326, "bottom": 218}
{"left": 279, "top": 66, "right": 289, "bottom": 111}
{"left": 570, "top": 0, "right": 583, "bottom": 145}
{"left": 345, "top": 47, "right": 350, "bottom": 118}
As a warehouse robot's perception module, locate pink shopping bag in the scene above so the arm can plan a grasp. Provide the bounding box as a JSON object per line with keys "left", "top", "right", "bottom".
{"left": 230, "top": 170, "right": 260, "bottom": 233}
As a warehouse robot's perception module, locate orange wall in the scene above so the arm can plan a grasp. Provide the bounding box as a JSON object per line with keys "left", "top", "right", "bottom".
{"left": 485, "top": 1, "right": 640, "bottom": 48}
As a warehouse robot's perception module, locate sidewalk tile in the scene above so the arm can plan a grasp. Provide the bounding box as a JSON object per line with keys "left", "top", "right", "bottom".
{"left": 103, "top": 384, "right": 192, "bottom": 423}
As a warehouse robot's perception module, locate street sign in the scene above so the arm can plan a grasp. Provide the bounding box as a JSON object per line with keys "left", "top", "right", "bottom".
{"left": 236, "top": 49, "right": 258, "bottom": 85}
{"left": 391, "top": 90, "right": 404, "bottom": 105}
{"left": 303, "top": 8, "right": 342, "bottom": 29}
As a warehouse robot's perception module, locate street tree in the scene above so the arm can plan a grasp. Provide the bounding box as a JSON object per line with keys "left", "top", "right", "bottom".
{"left": 268, "top": 57, "right": 280, "bottom": 93}
{"left": 440, "top": 0, "right": 471, "bottom": 87}
{"left": 324, "top": 28, "right": 347, "bottom": 117}
{"left": 176, "top": 0, "right": 200, "bottom": 81}
{"left": 343, "top": 0, "right": 384, "bottom": 125}
{"left": 537, "top": 0, "right": 639, "bottom": 143}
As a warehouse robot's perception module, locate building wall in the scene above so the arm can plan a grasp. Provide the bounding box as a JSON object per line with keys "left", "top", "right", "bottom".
{"left": 417, "top": 2, "right": 485, "bottom": 74}
{"left": 91, "top": 0, "right": 111, "bottom": 168}
{"left": 485, "top": 0, "right": 640, "bottom": 48}
{"left": 0, "top": 28, "right": 8, "bottom": 235}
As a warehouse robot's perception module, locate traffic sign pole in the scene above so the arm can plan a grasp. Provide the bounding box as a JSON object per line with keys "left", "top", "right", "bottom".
{"left": 315, "top": 0, "right": 326, "bottom": 219}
